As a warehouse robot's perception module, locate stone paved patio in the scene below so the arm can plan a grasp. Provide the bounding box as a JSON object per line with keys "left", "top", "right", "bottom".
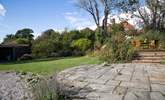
{"left": 57, "top": 63, "right": 165, "bottom": 100}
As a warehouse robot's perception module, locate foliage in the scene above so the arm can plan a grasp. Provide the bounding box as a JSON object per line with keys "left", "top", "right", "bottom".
{"left": 16, "top": 38, "right": 29, "bottom": 44}
{"left": 72, "top": 38, "right": 92, "bottom": 52}
{"left": 15, "top": 28, "right": 34, "bottom": 40}
{"left": 60, "top": 30, "right": 82, "bottom": 56}
{"left": 2, "top": 34, "right": 16, "bottom": 44}
{"left": 80, "top": 28, "right": 95, "bottom": 45}
{"left": 32, "top": 40, "right": 55, "bottom": 57}
{"left": 108, "top": 23, "right": 125, "bottom": 35}
{"left": 137, "top": 30, "right": 165, "bottom": 41}
{"left": 32, "top": 77, "right": 58, "bottom": 100}
{"left": 100, "top": 32, "right": 135, "bottom": 63}
{"left": 3, "top": 28, "right": 34, "bottom": 45}
{"left": 95, "top": 28, "right": 105, "bottom": 44}
{"left": 135, "top": 30, "right": 165, "bottom": 49}
{"left": 32, "top": 28, "right": 95, "bottom": 58}
{"left": 32, "top": 29, "right": 62, "bottom": 57}
{"left": 118, "top": 0, "right": 165, "bottom": 31}
{"left": 76, "top": 0, "right": 118, "bottom": 44}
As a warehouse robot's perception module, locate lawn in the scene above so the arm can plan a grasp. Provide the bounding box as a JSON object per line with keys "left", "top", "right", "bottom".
{"left": 0, "top": 56, "right": 101, "bottom": 75}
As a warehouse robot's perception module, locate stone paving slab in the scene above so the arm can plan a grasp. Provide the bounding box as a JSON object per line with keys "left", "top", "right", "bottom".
{"left": 57, "top": 63, "right": 165, "bottom": 100}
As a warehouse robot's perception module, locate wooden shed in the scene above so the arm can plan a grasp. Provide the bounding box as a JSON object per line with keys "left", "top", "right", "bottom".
{"left": 0, "top": 44, "right": 31, "bottom": 61}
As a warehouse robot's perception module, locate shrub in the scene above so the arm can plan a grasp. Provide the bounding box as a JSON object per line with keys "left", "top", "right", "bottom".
{"left": 19, "top": 54, "right": 33, "bottom": 60}
{"left": 32, "top": 29, "right": 62, "bottom": 58}
{"left": 32, "top": 40, "right": 55, "bottom": 57}
{"left": 16, "top": 38, "right": 29, "bottom": 44}
{"left": 72, "top": 50, "right": 84, "bottom": 56}
{"left": 71, "top": 38, "right": 92, "bottom": 52}
{"left": 100, "top": 32, "right": 136, "bottom": 63}
{"left": 137, "top": 30, "right": 165, "bottom": 41}
{"left": 58, "top": 49, "right": 73, "bottom": 57}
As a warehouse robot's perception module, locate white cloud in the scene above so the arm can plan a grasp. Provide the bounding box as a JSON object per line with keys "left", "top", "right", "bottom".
{"left": 53, "top": 28, "right": 64, "bottom": 33}
{"left": 64, "top": 12, "right": 96, "bottom": 30}
{"left": 0, "top": 4, "right": 6, "bottom": 16}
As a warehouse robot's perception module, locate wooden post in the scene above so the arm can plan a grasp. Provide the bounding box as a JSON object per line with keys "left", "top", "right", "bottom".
{"left": 12, "top": 47, "right": 16, "bottom": 60}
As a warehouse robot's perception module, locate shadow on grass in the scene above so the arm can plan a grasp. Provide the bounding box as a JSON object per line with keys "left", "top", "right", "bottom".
{"left": 0, "top": 56, "right": 78, "bottom": 65}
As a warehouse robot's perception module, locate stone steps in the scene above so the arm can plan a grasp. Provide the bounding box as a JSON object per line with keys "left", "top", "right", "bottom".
{"left": 132, "top": 51, "right": 165, "bottom": 63}
{"left": 132, "top": 59, "right": 163, "bottom": 63}
{"left": 135, "top": 56, "right": 165, "bottom": 60}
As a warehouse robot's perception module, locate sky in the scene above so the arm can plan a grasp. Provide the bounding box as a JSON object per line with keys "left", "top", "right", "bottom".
{"left": 0, "top": 0, "right": 95, "bottom": 42}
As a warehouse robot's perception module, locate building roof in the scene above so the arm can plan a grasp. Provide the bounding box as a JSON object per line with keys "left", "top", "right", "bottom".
{"left": 121, "top": 21, "right": 135, "bottom": 31}
{"left": 0, "top": 44, "right": 29, "bottom": 48}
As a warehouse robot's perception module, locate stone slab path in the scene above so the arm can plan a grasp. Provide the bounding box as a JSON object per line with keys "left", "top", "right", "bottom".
{"left": 57, "top": 63, "right": 165, "bottom": 100}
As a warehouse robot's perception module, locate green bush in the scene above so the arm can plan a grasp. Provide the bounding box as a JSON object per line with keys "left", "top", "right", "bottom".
{"left": 16, "top": 38, "right": 29, "bottom": 44}
{"left": 32, "top": 29, "right": 62, "bottom": 57}
{"left": 32, "top": 29, "right": 95, "bottom": 58}
{"left": 138, "top": 30, "right": 165, "bottom": 41}
{"left": 100, "top": 32, "right": 135, "bottom": 63}
{"left": 71, "top": 38, "right": 92, "bottom": 52}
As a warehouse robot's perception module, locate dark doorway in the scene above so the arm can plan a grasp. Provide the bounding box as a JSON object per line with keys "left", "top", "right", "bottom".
{"left": 0, "top": 47, "right": 13, "bottom": 61}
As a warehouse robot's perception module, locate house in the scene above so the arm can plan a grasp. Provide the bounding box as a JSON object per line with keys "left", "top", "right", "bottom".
{"left": 121, "top": 21, "right": 135, "bottom": 31}
{"left": 0, "top": 44, "right": 31, "bottom": 61}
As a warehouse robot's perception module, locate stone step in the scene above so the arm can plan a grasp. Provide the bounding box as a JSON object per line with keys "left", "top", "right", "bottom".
{"left": 133, "top": 51, "right": 165, "bottom": 63}
{"left": 138, "top": 53, "right": 165, "bottom": 57}
{"left": 132, "top": 59, "right": 164, "bottom": 63}
{"left": 135, "top": 56, "right": 165, "bottom": 60}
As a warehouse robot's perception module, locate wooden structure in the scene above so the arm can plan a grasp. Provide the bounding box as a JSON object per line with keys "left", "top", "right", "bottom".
{"left": 132, "top": 40, "right": 159, "bottom": 49}
{"left": 0, "top": 44, "right": 31, "bottom": 61}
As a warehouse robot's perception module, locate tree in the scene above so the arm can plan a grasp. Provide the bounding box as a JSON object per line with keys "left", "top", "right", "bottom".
{"left": 76, "top": 0, "right": 101, "bottom": 28}
{"left": 3, "top": 28, "right": 34, "bottom": 45}
{"left": 80, "top": 28, "right": 95, "bottom": 41}
{"left": 2, "top": 34, "right": 16, "bottom": 44}
{"left": 32, "top": 29, "right": 62, "bottom": 57}
{"left": 118, "top": 0, "right": 165, "bottom": 31}
{"left": 76, "top": 0, "right": 115, "bottom": 43}
{"left": 72, "top": 38, "right": 92, "bottom": 52}
{"left": 15, "top": 28, "right": 34, "bottom": 41}
{"left": 100, "top": 0, "right": 114, "bottom": 37}
{"left": 32, "top": 39, "right": 55, "bottom": 57}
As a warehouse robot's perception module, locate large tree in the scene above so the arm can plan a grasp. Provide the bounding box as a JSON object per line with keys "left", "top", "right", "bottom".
{"left": 100, "top": 0, "right": 114, "bottom": 37}
{"left": 118, "top": 0, "right": 165, "bottom": 31}
{"left": 15, "top": 28, "right": 34, "bottom": 41}
{"left": 3, "top": 28, "right": 34, "bottom": 45}
{"left": 2, "top": 34, "right": 16, "bottom": 44}
{"left": 76, "top": 0, "right": 115, "bottom": 41}
{"left": 76, "top": 0, "right": 101, "bottom": 28}
{"left": 32, "top": 29, "right": 62, "bottom": 57}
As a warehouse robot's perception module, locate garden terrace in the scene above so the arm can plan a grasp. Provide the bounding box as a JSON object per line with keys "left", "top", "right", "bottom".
{"left": 57, "top": 63, "right": 165, "bottom": 100}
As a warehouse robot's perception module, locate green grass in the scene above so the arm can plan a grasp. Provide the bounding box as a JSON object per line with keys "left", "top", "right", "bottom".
{"left": 0, "top": 56, "right": 101, "bottom": 75}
